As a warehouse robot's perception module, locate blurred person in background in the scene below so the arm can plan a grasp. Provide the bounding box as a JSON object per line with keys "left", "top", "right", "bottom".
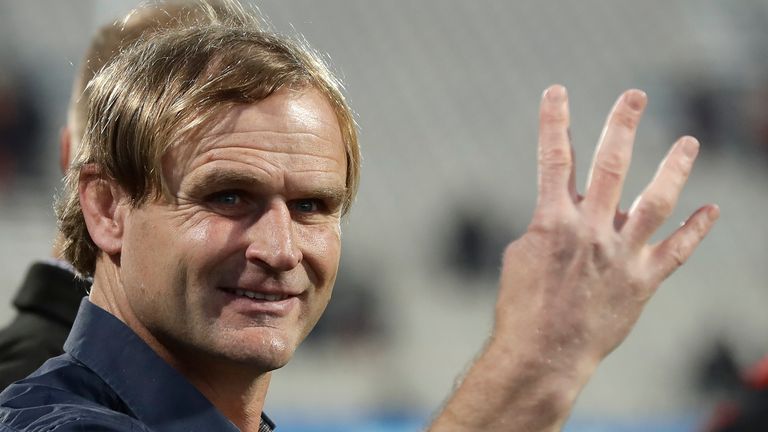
{"left": 0, "top": 72, "right": 43, "bottom": 191}
{"left": 0, "top": 1, "right": 720, "bottom": 431}
{"left": 704, "top": 354, "right": 768, "bottom": 431}
{"left": 0, "top": 1, "right": 221, "bottom": 390}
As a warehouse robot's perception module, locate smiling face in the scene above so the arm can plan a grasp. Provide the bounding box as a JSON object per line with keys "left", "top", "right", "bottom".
{"left": 116, "top": 86, "right": 347, "bottom": 372}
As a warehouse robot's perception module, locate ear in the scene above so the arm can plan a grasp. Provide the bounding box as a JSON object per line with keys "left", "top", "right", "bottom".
{"left": 79, "top": 164, "right": 128, "bottom": 256}
{"left": 59, "top": 126, "right": 71, "bottom": 174}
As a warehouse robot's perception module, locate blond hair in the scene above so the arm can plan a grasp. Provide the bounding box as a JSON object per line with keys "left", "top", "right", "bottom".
{"left": 68, "top": 1, "right": 237, "bottom": 149}
{"left": 57, "top": 1, "right": 360, "bottom": 276}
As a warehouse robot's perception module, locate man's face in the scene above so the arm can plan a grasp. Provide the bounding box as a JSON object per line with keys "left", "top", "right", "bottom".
{"left": 117, "top": 87, "right": 347, "bottom": 372}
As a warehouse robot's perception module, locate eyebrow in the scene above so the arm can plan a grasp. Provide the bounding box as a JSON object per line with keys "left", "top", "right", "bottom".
{"left": 185, "top": 167, "right": 347, "bottom": 203}
{"left": 185, "top": 168, "right": 264, "bottom": 193}
{"left": 307, "top": 185, "right": 348, "bottom": 205}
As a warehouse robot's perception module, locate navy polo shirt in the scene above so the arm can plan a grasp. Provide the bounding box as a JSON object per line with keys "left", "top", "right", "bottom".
{"left": 0, "top": 299, "right": 275, "bottom": 431}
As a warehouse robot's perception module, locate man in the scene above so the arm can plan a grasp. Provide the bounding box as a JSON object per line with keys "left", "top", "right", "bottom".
{"left": 0, "top": 2, "right": 718, "bottom": 432}
{"left": 0, "top": 1, "right": 236, "bottom": 392}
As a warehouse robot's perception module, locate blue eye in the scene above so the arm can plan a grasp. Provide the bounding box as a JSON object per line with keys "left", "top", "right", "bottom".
{"left": 210, "top": 191, "right": 241, "bottom": 206}
{"left": 293, "top": 199, "right": 319, "bottom": 213}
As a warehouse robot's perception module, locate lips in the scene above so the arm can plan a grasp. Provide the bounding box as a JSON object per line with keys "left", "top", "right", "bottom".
{"left": 218, "top": 286, "right": 300, "bottom": 317}
{"left": 224, "top": 288, "right": 290, "bottom": 302}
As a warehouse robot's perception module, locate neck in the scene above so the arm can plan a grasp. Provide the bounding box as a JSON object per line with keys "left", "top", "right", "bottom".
{"left": 178, "top": 360, "right": 271, "bottom": 431}
{"left": 89, "top": 258, "right": 272, "bottom": 431}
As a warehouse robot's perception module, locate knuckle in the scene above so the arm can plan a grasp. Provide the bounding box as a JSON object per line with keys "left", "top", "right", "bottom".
{"left": 527, "top": 217, "right": 559, "bottom": 237}
{"left": 595, "top": 153, "right": 626, "bottom": 180}
{"left": 540, "top": 106, "right": 568, "bottom": 125}
{"left": 551, "top": 220, "right": 602, "bottom": 256}
{"left": 610, "top": 109, "right": 639, "bottom": 130}
{"left": 694, "top": 213, "right": 710, "bottom": 236}
{"left": 638, "top": 195, "right": 674, "bottom": 220}
{"left": 672, "top": 153, "right": 693, "bottom": 172}
{"left": 501, "top": 243, "right": 516, "bottom": 266}
{"left": 668, "top": 158, "right": 692, "bottom": 183}
{"left": 680, "top": 212, "right": 709, "bottom": 242}
{"left": 584, "top": 228, "right": 613, "bottom": 263}
{"left": 530, "top": 204, "right": 577, "bottom": 233}
{"left": 539, "top": 145, "right": 571, "bottom": 167}
{"left": 625, "top": 268, "right": 648, "bottom": 291}
{"left": 669, "top": 241, "right": 689, "bottom": 267}
{"left": 588, "top": 238, "right": 607, "bottom": 263}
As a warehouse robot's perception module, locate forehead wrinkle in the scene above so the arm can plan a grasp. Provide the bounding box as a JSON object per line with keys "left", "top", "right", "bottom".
{"left": 184, "top": 163, "right": 276, "bottom": 192}
{"left": 197, "top": 146, "right": 345, "bottom": 172}
{"left": 200, "top": 129, "right": 336, "bottom": 144}
{"left": 166, "top": 144, "right": 345, "bottom": 198}
{"left": 184, "top": 158, "right": 343, "bottom": 188}
{"left": 197, "top": 130, "right": 343, "bottom": 159}
{"left": 289, "top": 167, "right": 345, "bottom": 176}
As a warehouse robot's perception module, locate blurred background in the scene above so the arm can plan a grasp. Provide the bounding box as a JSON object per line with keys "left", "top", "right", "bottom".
{"left": 2, "top": 1, "right": 768, "bottom": 430}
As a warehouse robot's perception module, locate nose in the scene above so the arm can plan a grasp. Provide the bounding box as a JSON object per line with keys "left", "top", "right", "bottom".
{"left": 245, "top": 200, "right": 302, "bottom": 272}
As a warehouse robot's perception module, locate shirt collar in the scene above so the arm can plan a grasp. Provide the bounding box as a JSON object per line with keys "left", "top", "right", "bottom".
{"left": 64, "top": 299, "right": 275, "bottom": 431}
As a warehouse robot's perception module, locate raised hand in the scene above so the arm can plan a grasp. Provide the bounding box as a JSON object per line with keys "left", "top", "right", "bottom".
{"left": 496, "top": 85, "right": 718, "bottom": 366}
{"left": 429, "top": 85, "right": 719, "bottom": 432}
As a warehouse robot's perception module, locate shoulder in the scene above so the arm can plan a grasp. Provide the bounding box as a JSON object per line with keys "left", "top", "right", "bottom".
{"left": 0, "top": 404, "right": 150, "bottom": 432}
{"left": 0, "top": 357, "right": 138, "bottom": 431}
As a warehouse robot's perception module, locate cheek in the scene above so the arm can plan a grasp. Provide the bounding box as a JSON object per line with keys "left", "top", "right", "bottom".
{"left": 186, "top": 219, "right": 210, "bottom": 244}
{"left": 299, "top": 224, "right": 341, "bottom": 277}
{"left": 123, "top": 214, "right": 172, "bottom": 278}
{"left": 126, "top": 213, "right": 236, "bottom": 284}
{"left": 176, "top": 216, "right": 242, "bottom": 264}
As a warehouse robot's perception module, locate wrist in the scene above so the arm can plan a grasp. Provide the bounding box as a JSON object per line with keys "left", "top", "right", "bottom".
{"left": 429, "top": 332, "right": 601, "bottom": 432}
{"left": 454, "top": 337, "right": 599, "bottom": 430}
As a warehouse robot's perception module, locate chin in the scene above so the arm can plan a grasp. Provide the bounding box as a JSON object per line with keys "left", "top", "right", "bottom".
{"left": 217, "top": 332, "right": 300, "bottom": 371}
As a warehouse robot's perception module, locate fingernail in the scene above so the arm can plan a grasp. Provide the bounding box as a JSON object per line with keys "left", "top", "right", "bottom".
{"left": 624, "top": 89, "right": 647, "bottom": 111}
{"left": 544, "top": 85, "right": 567, "bottom": 102}
{"left": 707, "top": 204, "right": 720, "bottom": 220}
{"left": 681, "top": 136, "right": 700, "bottom": 158}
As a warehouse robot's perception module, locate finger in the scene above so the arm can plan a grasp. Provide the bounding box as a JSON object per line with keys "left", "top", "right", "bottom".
{"left": 583, "top": 89, "right": 647, "bottom": 219}
{"left": 568, "top": 131, "right": 578, "bottom": 202}
{"left": 622, "top": 136, "right": 699, "bottom": 246}
{"left": 649, "top": 204, "right": 720, "bottom": 282}
{"left": 537, "top": 84, "right": 573, "bottom": 207}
